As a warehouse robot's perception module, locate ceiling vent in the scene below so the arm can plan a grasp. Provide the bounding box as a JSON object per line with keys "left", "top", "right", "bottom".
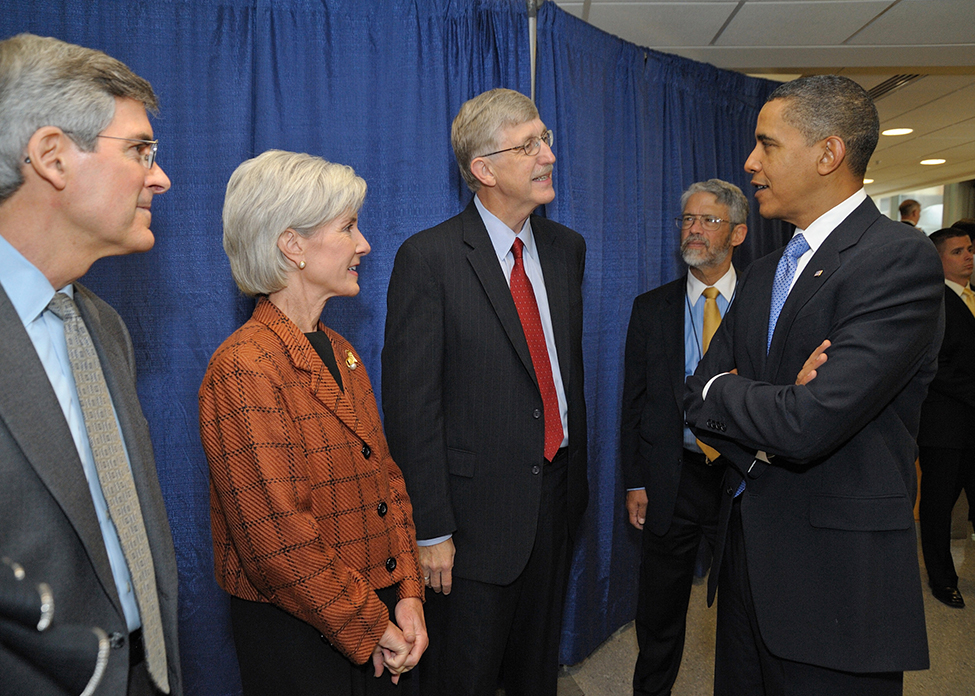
{"left": 867, "top": 74, "right": 922, "bottom": 101}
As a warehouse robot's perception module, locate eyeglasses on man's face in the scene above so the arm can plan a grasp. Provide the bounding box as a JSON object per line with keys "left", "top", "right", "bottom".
{"left": 477, "top": 130, "right": 554, "bottom": 159}
{"left": 675, "top": 214, "right": 733, "bottom": 232}
{"left": 96, "top": 134, "right": 159, "bottom": 169}
{"left": 25, "top": 133, "right": 160, "bottom": 170}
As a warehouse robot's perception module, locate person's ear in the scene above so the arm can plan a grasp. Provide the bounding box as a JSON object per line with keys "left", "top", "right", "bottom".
{"left": 817, "top": 136, "right": 846, "bottom": 176}
{"left": 25, "top": 127, "right": 72, "bottom": 190}
{"left": 470, "top": 157, "right": 497, "bottom": 189}
{"left": 731, "top": 223, "right": 748, "bottom": 248}
{"left": 277, "top": 229, "right": 306, "bottom": 269}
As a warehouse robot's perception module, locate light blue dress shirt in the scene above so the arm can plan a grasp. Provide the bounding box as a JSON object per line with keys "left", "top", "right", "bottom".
{"left": 683, "top": 267, "right": 736, "bottom": 451}
{"left": 0, "top": 234, "right": 142, "bottom": 631}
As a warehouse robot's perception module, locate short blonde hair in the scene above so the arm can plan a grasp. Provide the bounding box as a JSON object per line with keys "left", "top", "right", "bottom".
{"left": 223, "top": 150, "right": 366, "bottom": 296}
{"left": 451, "top": 88, "right": 539, "bottom": 192}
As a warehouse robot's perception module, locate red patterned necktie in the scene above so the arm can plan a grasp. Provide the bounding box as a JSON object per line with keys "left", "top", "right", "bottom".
{"left": 510, "top": 238, "right": 564, "bottom": 461}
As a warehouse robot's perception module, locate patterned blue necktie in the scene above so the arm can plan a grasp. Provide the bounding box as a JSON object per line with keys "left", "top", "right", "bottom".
{"left": 767, "top": 233, "right": 810, "bottom": 354}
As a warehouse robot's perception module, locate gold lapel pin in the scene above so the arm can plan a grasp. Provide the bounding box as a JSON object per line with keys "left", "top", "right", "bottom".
{"left": 814, "top": 270, "right": 823, "bottom": 277}
{"left": 345, "top": 350, "right": 358, "bottom": 370}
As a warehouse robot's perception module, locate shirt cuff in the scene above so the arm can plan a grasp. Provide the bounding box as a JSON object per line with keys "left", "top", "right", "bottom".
{"left": 417, "top": 535, "right": 452, "bottom": 547}
{"left": 702, "top": 372, "right": 730, "bottom": 400}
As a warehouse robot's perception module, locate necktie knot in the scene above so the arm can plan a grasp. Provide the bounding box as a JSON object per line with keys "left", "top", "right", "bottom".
{"left": 703, "top": 287, "right": 719, "bottom": 301}
{"left": 511, "top": 237, "right": 525, "bottom": 261}
{"left": 48, "top": 292, "right": 79, "bottom": 321}
{"left": 785, "top": 232, "right": 810, "bottom": 261}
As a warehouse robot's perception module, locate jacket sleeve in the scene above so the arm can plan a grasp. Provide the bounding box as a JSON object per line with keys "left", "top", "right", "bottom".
{"left": 381, "top": 238, "right": 456, "bottom": 540}
{"left": 689, "top": 232, "right": 944, "bottom": 465}
{"left": 620, "top": 295, "right": 649, "bottom": 489}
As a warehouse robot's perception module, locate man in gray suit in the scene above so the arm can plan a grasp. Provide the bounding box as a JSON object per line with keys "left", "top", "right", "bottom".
{"left": 383, "top": 88, "right": 587, "bottom": 696}
{"left": 0, "top": 34, "right": 181, "bottom": 695}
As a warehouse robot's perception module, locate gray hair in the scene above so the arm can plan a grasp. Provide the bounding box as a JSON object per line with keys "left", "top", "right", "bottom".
{"left": 767, "top": 75, "right": 879, "bottom": 179}
{"left": 680, "top": 179, "right": 749, "bottom": 224}
{"left": 0, "top": 33, "right": 158, "bottom": 204}
{"left": 899, "top": 199, "right": 920, "bottom": 217}
{"left": 451, "top": 88, "right": 539, "bottom": 192}
{"left": 222, "top": 150, "right": 367, "bottom": 297}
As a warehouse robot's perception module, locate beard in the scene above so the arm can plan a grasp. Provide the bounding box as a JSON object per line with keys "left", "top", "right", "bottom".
{"left": 681, "top": 233, "right": 732, "bottom": 270}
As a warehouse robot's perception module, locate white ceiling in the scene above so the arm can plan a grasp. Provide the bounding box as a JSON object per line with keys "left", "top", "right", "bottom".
{"left": 550, "top": 0, "right": 975, "bottom": 198}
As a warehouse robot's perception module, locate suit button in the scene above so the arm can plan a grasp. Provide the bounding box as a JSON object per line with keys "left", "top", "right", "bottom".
{"left": 377, "top": 501, "right": 388, "bottom": 517}
{"left": 385, "top": 557, "right": 397, "bottom": 572}
{"left": 109, "top": 632, "right": 125, "bottom": 649}
{"left": 361, "top": 444, "right": 372, "bottom": 458}
{"left": 726, "top": 487, "right": 735, "bottom": 496}
{"left": 531, "top": 465, "right": 541, "bottom": 475}
{"left": 533, "top": 409, "right": 541, "bottom": 419}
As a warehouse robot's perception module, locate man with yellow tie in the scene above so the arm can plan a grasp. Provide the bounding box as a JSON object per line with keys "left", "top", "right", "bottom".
{"left": 917, "top": 226, "right": 975, "bottom": 608}
{"left": 621, "top": 179, "right": 747, "bottom": 695}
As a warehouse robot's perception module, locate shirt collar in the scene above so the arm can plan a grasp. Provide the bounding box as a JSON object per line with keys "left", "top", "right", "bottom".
{"left": 686, "top": 264, "right": 737, "bottom": 304}
{"left": 792, "top": 188, "right": 867, "bottom": 253}
{"left": 0, "top": 233, "right": 72, "bottom": 327}
{"left": 945, "top": 278, "right": 969, "bottom": 297}
{"left": 474, "top": 195, "right": 536, "bottom": 262}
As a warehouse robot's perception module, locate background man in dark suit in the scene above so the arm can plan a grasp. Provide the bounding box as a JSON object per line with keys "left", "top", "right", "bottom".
{"left": 685, "top": 75, "right": 943, "bottom": 695}
{"left": 917, "top": 226, "right": 975, "bottom": 608}
{"left": 621, "top": 178, "right": 747, "bottom": 696}
{"left": 382, "top": 88, "right": 587, "bottom": 696}
{"left": 0, "top": 34, "right": 181, "bottom": 695}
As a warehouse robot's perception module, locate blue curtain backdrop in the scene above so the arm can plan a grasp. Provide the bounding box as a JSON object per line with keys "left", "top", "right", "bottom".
{"left": 1, "top": 1, "right": 788, "bottom": 692}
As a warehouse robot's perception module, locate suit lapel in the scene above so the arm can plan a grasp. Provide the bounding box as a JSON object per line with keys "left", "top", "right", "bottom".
{"left": 946, "top": 286, "right": 975, "bottom": 331}
{"left": 765, "top": 198, "right": 877, "bottom": 372}
{"left": 254, "top": 299, "right": 367, "bottom": 441}
{"left": 462, "top": 202, "right": 537, "bottom": 384}
{"left": 534, "top": 218, "right": 572, "bottom": 389}
{"left": 0, "top": 286, "right": 120, "bottom": 609}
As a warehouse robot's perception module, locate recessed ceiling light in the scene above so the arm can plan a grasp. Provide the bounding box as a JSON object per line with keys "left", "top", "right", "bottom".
{"left": 920, "top": 158, "right": 946, "bottom": 165}
{"left": 881, "top": 128, "right": 913, "bottom": 136}
{"left": 863, "top": 178, "right": 874, "bottom": 184}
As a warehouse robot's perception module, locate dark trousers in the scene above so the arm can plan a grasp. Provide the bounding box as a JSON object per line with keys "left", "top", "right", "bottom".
{"left": 418, "top": 450, "right": 569, "bottom": 696}
{"left": 919, "top": 445, "right": 975, "bottom": 588}
{"left": 229, "top": 586, "right": 408, "bottom": 696}
{"left": 714, "top": 500, "right": 902, "bottom": 696}
{"left": 633, "top": 452, "right": 722, "bottom": 696}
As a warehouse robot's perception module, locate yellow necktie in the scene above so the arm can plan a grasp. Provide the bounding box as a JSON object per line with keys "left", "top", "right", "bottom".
{"left": 963, "top": 287, "right": 975, "bottom": 318}
{"left": 696, "top": 287, "right": 722, "bottom": 463}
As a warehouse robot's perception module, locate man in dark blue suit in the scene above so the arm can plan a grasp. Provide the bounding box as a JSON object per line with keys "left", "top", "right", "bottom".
{"left": 917, "top": 226, "right": 975, "bottom": 609}
{"left": 621, "top": 178, "right": 747, "bottom": 695}
{"left": 382, "top": 88, "right": 587, "bottom": 696}
{"left": 685, "top": 75, "right": 943, "bottom": 695}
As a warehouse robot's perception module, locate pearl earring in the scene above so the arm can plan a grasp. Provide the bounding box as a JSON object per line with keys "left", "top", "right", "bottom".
{"left": 298, "top": 261, "right": 306, "bottom": 270}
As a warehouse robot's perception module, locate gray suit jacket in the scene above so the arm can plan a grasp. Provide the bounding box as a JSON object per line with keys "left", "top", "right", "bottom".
{"left": 382, "top": 200, "right": 588, "bottom": 585}
{"left": 0, "top": 283, "right": 181, "bottom": 695}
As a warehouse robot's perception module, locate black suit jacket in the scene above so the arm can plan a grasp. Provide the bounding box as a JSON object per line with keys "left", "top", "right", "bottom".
{"left": 917, "top": 285, "right": 975, "bottom": 449}
{"left": 382, "top": 200, "right": 587, "bottom": 585}
{"left": 685, "top": 197, "right": 942, "bottom": 673}
{"left": 0, "top": 283, "right": 182, "bottom": 694}
{"left": 621, "top": 274, "right": 733, "bottom": 536}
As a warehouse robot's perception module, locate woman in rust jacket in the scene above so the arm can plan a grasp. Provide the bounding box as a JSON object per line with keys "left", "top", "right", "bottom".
{"left": 199, "top": 150, "right": 426, "bottom": 695}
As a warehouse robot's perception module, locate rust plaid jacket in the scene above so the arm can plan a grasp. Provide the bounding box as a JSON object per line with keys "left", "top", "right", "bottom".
{"left": 199, "top": 298, "right": 423, "bottom": 664}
